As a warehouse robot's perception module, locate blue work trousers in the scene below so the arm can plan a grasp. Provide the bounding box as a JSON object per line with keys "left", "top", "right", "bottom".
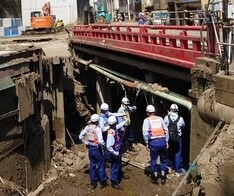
{"left": 88, "top": 146, "right": 106, "bottom": 182}
{"left": 122, "top": 125, "right": 134, "bottom": 144}
{"left": 110, "top": 153, "right": 122, "bottom": 184}
{"left": 167, "top": 138, "right": 183, "bottom": 173}
{"left": 149, "top": 138, "right": 167, "bottom": 174}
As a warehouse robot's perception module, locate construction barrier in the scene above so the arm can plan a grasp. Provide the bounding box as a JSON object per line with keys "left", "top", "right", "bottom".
{"left": 0, "top": 18, "right": 29, "bottom": 37}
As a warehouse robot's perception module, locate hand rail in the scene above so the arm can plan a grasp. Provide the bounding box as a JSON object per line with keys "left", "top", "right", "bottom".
{"left": 72, "top": 24, "right": 208, "bottom": 68}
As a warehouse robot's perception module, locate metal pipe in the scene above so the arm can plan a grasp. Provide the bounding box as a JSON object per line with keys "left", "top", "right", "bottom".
{"left": 77, "top": 58, "right": 192, "bottom": 110}
{"left": 90, "top": 64, "right": 138, "bottom": 88}
{"left": 228, "top": 29, "right": 232, "bottom": 64}
{"left": 211, "top": 15, "right": 222, "bottom": 57}
{"left": 197, "top": 88, "right": 234, "bottom": 124}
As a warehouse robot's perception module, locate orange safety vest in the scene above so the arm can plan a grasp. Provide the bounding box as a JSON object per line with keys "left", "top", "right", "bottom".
{"left": 147, "top": 116, "right": 164, "bottom": 137}
{"left": 107, "top": 128, "right": 121, "bottom": 150}
{"left": 107, "top": 128, "right": 115, "bottom": 136}
{"left": 86, "top": 124, "right": 98, "bottom": 144}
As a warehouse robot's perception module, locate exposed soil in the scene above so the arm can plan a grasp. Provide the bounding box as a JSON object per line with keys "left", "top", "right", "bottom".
{"left": 33, "top": 142, "right": 194, "bottom": 196}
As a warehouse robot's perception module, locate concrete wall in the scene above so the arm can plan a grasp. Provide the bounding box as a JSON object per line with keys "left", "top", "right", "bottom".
{"left": 21, "top": 0, "right": 78, "bottom": 27}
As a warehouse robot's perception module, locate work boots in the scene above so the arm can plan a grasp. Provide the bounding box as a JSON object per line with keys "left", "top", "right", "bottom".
{"left": 150, "top": 174, "right": 159, "bottom": 184}
{"left": 161, "top": 175, "right": 166, "bottom": 185}
{"left": 111, "top": 183, "right": 122, "bottom": 190}
{"left": 100, "top": 181, "right": 108, "bottom": 189}
{"left": 91, "top": 180, "right": 97, "bottom": 189}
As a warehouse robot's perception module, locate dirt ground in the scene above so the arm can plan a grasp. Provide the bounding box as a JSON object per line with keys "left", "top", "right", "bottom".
{"left": 34, "top": 142, "right": 194, "bottom": 196}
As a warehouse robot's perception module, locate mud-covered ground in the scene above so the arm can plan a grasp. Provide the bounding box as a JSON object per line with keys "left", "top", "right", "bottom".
{"left": 36, "top": 143, "right": 194, "bottom": 196}
{"left": 38, "top": 166, "right": 193, "bottom": 196}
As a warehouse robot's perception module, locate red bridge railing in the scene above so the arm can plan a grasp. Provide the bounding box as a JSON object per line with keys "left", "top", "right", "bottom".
{"left": 72, "top": 24, "right": 208, "bottom": 69}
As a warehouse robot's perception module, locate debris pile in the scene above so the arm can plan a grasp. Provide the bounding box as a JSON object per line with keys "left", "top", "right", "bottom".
{"left": 51, "top": 141, "right": 89, "bottom": 173}
{"left": 0, "top": 180, "right": 27, "bottom": 196}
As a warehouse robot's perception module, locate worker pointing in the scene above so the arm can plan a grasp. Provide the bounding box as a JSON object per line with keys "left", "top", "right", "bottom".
{"left": 117, "top": 97, "right": 137, "bottom": 151}
{"left": 99, "top": 102, "right": 126, "bottom": 142}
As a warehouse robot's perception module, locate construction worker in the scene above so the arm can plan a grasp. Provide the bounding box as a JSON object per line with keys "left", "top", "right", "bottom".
{"left": 99, "top": 102, "right": 125, "bottom": 142}
{"left": 142, "top": 105, "right": 169, "bottom": 185}
{"left": 164, "top": 104, "right": 186, "bottom": 176}
{"left": 99, "top": 102, "right": 126, "bottom": 165}
{"left": 117, "top": 97, "right": 137, "bottom": 151}
{"left": 79, "top": 114, "right": 108, "bottom": 189}
{"left": 106, "top": 116, "right": 128, "bottom": 190}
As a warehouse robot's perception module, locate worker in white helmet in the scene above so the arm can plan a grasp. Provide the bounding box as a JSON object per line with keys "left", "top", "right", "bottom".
{"left": 99, "top": 102, "right": 125, "bottom": 142}
{"left": 117, "top": 97, "right": 137, "bottom": 151}
{"left": 142, "top": 105, "right": 169, "bottom": 185}
{"left": 79, "top": 114, "right": 108, "bottom": 189}
{"left": 164, "top": 103, "right": 185, "bottom": 177}
{"left": 106, "top": 115, "right": 128, "bottom": 190}
{"left": 99, "top": 102, "right": 126, "bottom": 167}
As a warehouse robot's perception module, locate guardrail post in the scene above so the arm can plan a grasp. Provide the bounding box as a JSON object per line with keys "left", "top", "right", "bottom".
{"left": 140, "top": 26, "right": 148, "bottom": 43}
{"left": 116, "top": 26, "right": 120, "bottom": 40}
{"left": 159, "top": 30, "right": 166, "bottom": 46}
{"left": 180, "top": 31, "right": 188, "bottom": 49}
{"left": 126, "top": 26, "right": 132, "bottom": 41}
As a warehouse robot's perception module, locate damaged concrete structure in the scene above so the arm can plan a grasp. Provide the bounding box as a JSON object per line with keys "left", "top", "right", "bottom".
{"left": 0, "top": 45, "right": 68, "bottom": 192}
{"left": 0, "top": 47, "right": 50, "bottom": 192}
{"left": 0, "top": 41, "right": 94, "bottom": 194}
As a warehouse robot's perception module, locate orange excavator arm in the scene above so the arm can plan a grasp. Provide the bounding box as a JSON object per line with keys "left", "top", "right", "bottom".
{"left": 42, "top": 1, "right": 51, "bottom": 16}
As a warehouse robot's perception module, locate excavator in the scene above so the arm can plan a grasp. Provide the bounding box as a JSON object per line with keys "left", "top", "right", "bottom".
{"left": 23, "top": 1, "right": 64, "bottom": 35}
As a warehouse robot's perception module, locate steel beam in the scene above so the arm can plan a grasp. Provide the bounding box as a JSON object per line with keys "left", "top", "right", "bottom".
{"left": 72, "top": 43, "right": 191, "bottom": 81}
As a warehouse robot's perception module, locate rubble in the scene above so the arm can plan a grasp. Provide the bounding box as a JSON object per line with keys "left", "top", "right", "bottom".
{"left": 51, "top": 141, "right": 89, "bottom": 173}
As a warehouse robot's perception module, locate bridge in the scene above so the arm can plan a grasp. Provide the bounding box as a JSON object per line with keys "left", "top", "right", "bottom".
{"left": 72, "top": 24, "right": 217, "bottom": 69}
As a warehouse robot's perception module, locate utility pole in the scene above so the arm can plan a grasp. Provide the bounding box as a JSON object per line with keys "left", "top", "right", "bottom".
{"left": 127, "top": 0, "right": 131, "bottom": 21}
{"left": 174, "top": 1, "right": 179, "bottom": 25}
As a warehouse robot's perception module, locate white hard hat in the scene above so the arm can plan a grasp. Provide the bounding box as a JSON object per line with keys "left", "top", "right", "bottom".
{"left": 146, "top": 105, "right": 155, "bottom": 113}
{"left": 90, "top": 114, "right": 100, "bottom": 122}
{"left": 107, "top": 116, "right": 117, "bottom": 125}
{"left": 122, "top": 97, "right": 130, "bottom": 105}
{"left": 100, "top": 103, "right": 109, "bottom": 111}
{"left": 170, "top": 104, "right": 179, "bottom": 112}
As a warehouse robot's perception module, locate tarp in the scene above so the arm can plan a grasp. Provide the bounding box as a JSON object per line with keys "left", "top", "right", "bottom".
{"left": 15, "top": 72, "right": 39, "bottom": 122}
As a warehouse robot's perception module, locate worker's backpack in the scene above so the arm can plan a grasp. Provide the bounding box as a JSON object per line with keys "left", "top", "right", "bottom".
{"left": 168, "top": 115, "right": 180, "bottom": 142}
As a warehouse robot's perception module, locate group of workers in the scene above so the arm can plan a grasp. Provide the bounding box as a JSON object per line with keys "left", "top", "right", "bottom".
{"left": 79, "top": 96, "right": 185, "bottom": 190}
